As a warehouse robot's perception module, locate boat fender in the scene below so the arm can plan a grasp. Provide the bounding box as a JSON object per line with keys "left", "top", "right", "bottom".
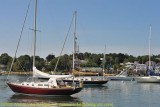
{"left": 79, "top": 81, "right": 83, "bottom": 87}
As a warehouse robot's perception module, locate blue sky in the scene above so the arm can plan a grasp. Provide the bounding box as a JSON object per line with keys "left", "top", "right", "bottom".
{"left": 0, "top": 0, "right": 160, "bottom": 58}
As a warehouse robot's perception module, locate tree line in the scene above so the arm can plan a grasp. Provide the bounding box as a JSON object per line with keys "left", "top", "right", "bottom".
{"left": 0, "top": 52, "right": 160, "bottom": 72}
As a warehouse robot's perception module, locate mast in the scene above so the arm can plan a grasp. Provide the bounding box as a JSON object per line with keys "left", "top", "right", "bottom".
{"left": 33, "top": 0, "right": 37, "bottom": 68}
{"left": 102, "top": 45, "right": 106, "bottom": 80}
{"left": 72, "top": 11, "right": 77, "bottom": 75}
{"left": 148, "top": 25, "right": 151, "bottom": 70}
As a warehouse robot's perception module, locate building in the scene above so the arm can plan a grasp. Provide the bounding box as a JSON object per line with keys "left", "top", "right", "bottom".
{"left": 125, "top": 62, "right": 135, "bottom": 69}
{"left": 135, "top": 64, "right": 147, "bottom": 72}
{"left": 0, "top": 64, "right": 7, "bottom": 71}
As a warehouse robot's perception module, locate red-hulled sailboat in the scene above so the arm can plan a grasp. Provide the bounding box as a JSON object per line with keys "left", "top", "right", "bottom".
{"left": 7, "top": 77, "right": 82, "bottom": 96}
{"left": 6, "top": 0, "right": 82, "bottom": 96}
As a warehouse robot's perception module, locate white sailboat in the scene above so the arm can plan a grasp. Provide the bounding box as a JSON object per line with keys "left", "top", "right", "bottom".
{"left": 6, "top": 0, "right": 82, "bottom": 96}
{"left": 134, "top": 25, "right": 160, "bottom": 83}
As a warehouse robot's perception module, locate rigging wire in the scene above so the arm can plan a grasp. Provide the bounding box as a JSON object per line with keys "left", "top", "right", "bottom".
{"left": 17, "top": 59, "right": 26, "bottom": 74}
{"left": 6, "top": 0, "right": 32, "bottom": 81}
{"left": 53, "top": 12, "right": 74, "bottom": 73}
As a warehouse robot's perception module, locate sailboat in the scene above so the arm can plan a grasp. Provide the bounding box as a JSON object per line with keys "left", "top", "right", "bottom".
{"left": 134, "top": 25, "right": 160, "bottom": 83}
{"left": 6, "top": 0, "right": 83, "bottom": 96}
{"left": 63, "top": 35, "right": 108, "bottom": 86}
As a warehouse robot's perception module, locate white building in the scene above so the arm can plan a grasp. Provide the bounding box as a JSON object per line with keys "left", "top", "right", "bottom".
{"left": 135, "top": 64, "right": 147, "bottom": 72}
{"left": 125, "top": 62, "right": 135, "bottom": 69}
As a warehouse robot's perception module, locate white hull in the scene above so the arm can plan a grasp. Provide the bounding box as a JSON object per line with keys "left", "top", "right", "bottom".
{"left": 107, "top": 70, "right": 134, "bottom": 81}
{"left": 135, "top": 76, "right": 160, "bottom": 83}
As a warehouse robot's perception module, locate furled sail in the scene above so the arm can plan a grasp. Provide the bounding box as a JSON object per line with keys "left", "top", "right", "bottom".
{"left": 33, "top": 66, "right": 72, "bottom": 79}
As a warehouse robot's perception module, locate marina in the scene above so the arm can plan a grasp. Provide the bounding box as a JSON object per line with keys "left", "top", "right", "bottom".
{"left": 0, "top": 0, "right": 160, "bottom": 107}
{"left": 1, "top": 75, "right": 160, "bottom": 107}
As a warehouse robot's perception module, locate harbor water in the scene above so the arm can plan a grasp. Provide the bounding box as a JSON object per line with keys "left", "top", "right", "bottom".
{"left": 0, "top": 75, "right": 160, "bottom": 107}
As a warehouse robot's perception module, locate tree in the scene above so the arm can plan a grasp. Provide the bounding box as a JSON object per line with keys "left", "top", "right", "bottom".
{"left": 50, "top": 54, "right": 71, "bottom": 71}
{"left": 0, "top": 53, "right": 12, "bottom": 65}
{"left": 78, "top": 53, "right": 85, "bottom": 60}
{"left": 46, "top": 54, "right": 55, "bottom": 62}
{"left": 29, "top": 56, "right": 45, "bottom": 70}
{"left": 12, "top": 55, "right": 31, "bottom": 71}
{"left": 1, "top": 52, "right": 160, "bottom": 73}
{"left": 19, "top": 55, "right": 31, "bottom": 71}
{"left": 117, "top": 53, "right": 128, "bottom": 63}
{"left": 95, "top": 54, "right": 103, "bottom": 67}
{"left": 84, "top": 52, "right": 91, "bottom": 59}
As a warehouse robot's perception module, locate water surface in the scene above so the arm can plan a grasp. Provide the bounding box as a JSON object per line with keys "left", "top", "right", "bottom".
{"left": 0, "top": 75, "right": 160, "bottom": 107}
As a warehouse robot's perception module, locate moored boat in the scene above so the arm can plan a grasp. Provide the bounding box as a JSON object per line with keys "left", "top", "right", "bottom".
{"left": 107, "top": 70, "right": 134, "bottom": 81}
{"left": 63, "top": 45, "right": 108, "bottom": 85}
{"left": 134, "top": 25, "right": 159, "bottom": 83}
{"left": 7, "top": 77, "right": 82, "bottom": 96}
{"left": 134, "top": 76, "right": 160, "bottom": 83}
{"left": 63, "top": 76, "right": 108, "bottom": 85}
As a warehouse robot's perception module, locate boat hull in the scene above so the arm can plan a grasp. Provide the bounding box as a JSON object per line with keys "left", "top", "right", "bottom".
{"left": 107, "top": 76, "right": 134, "bottom": 81}
{"left": 7, "top": 82, "right": 82, "bottom": 96}
{"left": 135, "top": 76, "right": 160, "bottom": 83}
{"left": 63, "top": 79, "right": 108, "bottom": 85}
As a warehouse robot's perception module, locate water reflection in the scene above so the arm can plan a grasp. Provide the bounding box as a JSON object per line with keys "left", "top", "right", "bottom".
{"left": 84, "top": 85, "right": 108, "bottom": 89}
{"left": 82, "top": 85, "right": 108, "bottom": 94}
{"left": 9, "top": 94, "right": 82, "bottom": 104}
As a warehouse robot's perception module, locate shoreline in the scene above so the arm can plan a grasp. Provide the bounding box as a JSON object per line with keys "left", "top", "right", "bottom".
{"left": 0, "top": 72, "right": 32, "bottom": 75}
{"left": 0, "top": 71, "right": 116, "bottom": 76}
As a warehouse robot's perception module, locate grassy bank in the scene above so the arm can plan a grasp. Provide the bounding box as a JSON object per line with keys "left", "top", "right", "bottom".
{"left": 0, "top": 70, "right": 116, "bottom": 76}
{"left": 0, "top": 72, "right": 32, "bottom": 75}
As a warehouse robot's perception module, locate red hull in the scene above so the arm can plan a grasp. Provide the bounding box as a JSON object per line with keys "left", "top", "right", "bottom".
{"left": 7, "top": 82, "right": 82, "bottom": 96}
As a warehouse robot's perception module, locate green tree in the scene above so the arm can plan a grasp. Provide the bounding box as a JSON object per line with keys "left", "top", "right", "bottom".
{"left": 29, "top": 56, "right": 45, "bottom": 70}
{"left": 46, "top": 54, "right": 55, "bottom": 62}
{"left": 12, "top": 55, "right": 31, "bottom": 71}
{"left": 0, "top": 53, "right": 12, "bottom": 65}
{"left": 50, "top": 54, "right": 71, "bottom": 72}
{"left": 19, "top": 55, "right": 31, "bottom": 71}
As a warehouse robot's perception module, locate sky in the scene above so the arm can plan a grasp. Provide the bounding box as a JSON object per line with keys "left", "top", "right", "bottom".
{"left": 0, "top": 0, "right": 160, "bottom": 58}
